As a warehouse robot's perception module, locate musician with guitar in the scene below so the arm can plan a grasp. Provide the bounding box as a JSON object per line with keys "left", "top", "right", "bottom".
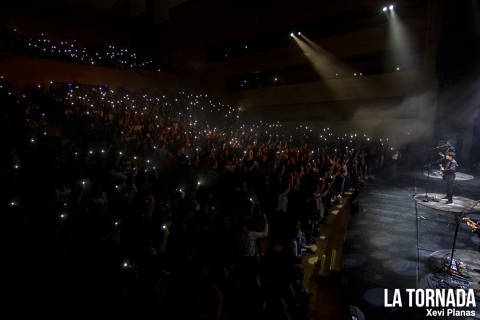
{"left": 439, "top": 151, "right": 458, "bottom": 204}
{"left": 463, "top": 217, "right": 479, "bottom": 233}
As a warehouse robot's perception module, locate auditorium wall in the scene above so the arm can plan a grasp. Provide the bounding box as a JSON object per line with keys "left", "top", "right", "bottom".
{"left": 231, "top": 68, "right": 438, "bottom": 146}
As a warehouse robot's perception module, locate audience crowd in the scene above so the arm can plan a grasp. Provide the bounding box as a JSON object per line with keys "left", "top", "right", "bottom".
{"left": 0, "top": 28, "right": 164, "bottom": 71}
{"left": 3, "top": 76, "right": 393, "bottom": 319}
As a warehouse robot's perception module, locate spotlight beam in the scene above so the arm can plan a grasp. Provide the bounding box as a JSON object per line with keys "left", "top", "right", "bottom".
{"left": 291, "top": 34, "right": 373, "bottom": 98}
{"left": 387, "top": 7, "right": 415, "bottom": 71}
{"left": 296, "top": 34, "right": 352, "bottom": 78}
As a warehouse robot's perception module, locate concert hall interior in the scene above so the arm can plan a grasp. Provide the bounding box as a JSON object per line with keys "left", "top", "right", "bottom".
{"left": 2, "top": 0, "right": 480, "bottom": 319}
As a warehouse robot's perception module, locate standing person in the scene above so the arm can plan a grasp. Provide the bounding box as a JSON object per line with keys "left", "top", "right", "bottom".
{"left": 313, "top": 180, "right": 329, "bottom": 223}
{"left": 444, "top": 140, "right": 455, "bottom": 156}
{"left": 441, "top": 151, "right": 458, "bottom": 204}
{"left": 240, "top": 217, "right": 269, "bottom": 260}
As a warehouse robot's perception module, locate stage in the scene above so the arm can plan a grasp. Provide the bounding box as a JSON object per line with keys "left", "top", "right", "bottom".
{"left": 423, "top": 170, "right": 474, "bottom": 181}
{"left": 342, "top": 167, "right": 480, "bottom": 320}
{"left": 414, "top": 193, "right": 480, "bottom": 213}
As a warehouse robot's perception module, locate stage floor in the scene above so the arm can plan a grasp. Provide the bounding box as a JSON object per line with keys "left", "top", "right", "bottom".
{"left": 423, "top": 170, "right": 474, "bottom": 181}
{"left": 414, "top": 193, "right": 480, "bottom": 213}
{"left": 343, "top": 167, "right": 480, "bottom": 320}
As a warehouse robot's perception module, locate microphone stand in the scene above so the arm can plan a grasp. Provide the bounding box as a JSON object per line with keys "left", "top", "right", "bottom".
{"left": 423, "top": 147, "right": 434, "bottom": 202}
{"left": 422, "top": 158, "right": 442, "bottom": 202}
{"left": 430, "top": 144, "right": 448, "bottom": 151}
{"left": 423, "top": 163, "right": 431, "bottom": 202}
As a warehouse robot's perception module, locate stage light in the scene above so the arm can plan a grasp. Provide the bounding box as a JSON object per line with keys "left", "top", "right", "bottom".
{"left": 290, "top": 32, "right": 294, "bottom": 37}
{"left": 396, "top": 66, "right": 400, "bottom": 71}
{"left": 274, "top": 77, "right": 278, "bottom": 81}
{"left": 389, "top": 5, "right": 394, "bottom": 10}
{"left": 297, "top": 32, "right": 302, "bottom": 35}
{"left": 383, "top": 7, "right": 387, "bottom": 12}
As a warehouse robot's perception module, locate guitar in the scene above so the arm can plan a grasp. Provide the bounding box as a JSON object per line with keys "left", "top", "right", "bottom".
{"left": 439, "top": 160, "right": 455, "bottom": 177}
{"left": 439, "top": 163, "right": 447, "bottom": 177}
{"left": 462, "top": 217, "right": 479, "bottom": 231}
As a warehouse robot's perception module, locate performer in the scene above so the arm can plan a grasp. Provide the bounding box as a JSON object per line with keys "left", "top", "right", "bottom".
{"left": 441, "top": 151, "right": 458, "bottom": 204}
{"left": 438, "top": 141, "right": 455, "bottom": 159}
{"left": 444, "top": 141, "right": 455, "bottom": 155}
{"left": 465, "top": 218, "right": 479, "bottom": 233}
